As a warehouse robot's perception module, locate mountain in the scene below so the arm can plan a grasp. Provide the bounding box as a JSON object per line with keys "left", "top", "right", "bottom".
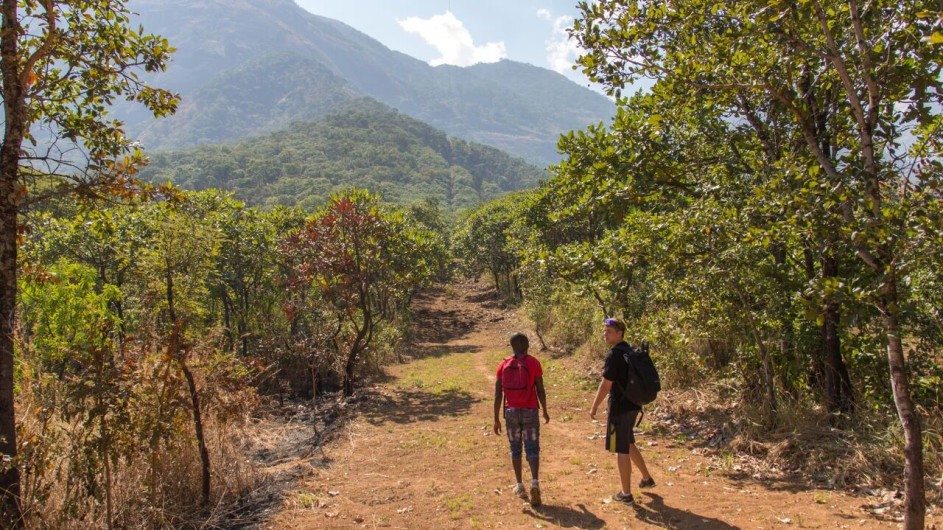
{"left": 139, "top": 99, "right": 547, "bottom": 211}
{"left": 137, "top": 52, "right": 359, "bottom": 147}
{"left": 125, "top": 0, "right": 614, "bottom": 167}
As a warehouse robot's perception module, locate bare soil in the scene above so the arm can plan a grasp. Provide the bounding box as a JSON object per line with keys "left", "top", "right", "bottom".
{"left": 244, "top": 278, "right": 941, "bottom": 530}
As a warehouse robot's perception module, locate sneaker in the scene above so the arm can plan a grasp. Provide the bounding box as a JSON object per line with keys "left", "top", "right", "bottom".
{"left": 613, "top": 491, "right": 634, "bottom": 504}
{"left": 530, "top": 484, "right": 542, "bottom": 508}
{"left": 638, "top": 477, "right": 656, "bottom": 489}
{"left": 513, "top": 483, "right": 527, "bottom": 499}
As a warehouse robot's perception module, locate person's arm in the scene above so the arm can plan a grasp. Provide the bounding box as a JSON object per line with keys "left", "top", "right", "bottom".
{"left": 589, "top": 378, "right": 613, "bottom": 420}
{"left": 535, "top": 376, "right": 550, "bottom": 424}
{"left": 493, "top": 379, "right": 503, "bottom": 434}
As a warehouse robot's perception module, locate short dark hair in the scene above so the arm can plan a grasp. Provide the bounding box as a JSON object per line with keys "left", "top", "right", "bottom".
{"left": 510, "top": 333, "right": 529, "bottom": 355}
{"left": 604, "top": 317, "right": 626, "bottom": 334}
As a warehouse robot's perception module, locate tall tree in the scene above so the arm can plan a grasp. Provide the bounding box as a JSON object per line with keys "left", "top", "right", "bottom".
{"left": 452, "top": 193, "right": 526, "bottom": 299}
{"left": 283, "top": 190, "right": 437, "bottom": 396}
{"left": 571, "top": 1, "right": 943, "bottom": 526}
{"left": 0, "top": 0, "right": 176, "bottom": 523}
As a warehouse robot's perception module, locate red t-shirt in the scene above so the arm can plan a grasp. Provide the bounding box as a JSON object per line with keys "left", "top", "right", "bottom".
{"left": 496, "top": 354, "right": 543, "bottom": 409}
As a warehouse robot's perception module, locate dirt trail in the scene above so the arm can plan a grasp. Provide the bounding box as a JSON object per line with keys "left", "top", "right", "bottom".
{"left": 261, "top": 279, "right": 938, "bottom": 530}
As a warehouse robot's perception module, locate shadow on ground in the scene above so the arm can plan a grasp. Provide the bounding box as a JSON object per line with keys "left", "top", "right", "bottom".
{"left": 409, "top": 280, "right": 509, "bottom": 347}
{"left": 360, "top": 387, "right": 480, "bottom": 426}
{"left": 404, "top": 343, "right": 481, "bottom": 361}
{"left": 465, "top": 285, "right": 509, "bottom": 310}
{"left": 526, "top": 503, "right": 606, "bottom": 529}
{"left": 726, "top": 471, "right": 819, "bottom": 494}
{"left": 411, "top": 304, "right": 476, "bottom": 344}
{"left": 634, "top": 493, "right": 742, "bottom": 529}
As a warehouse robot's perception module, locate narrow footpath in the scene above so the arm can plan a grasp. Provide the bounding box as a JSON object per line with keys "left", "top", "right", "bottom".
{"left": 257, "top": 278, "right": 931, "bottom": 529}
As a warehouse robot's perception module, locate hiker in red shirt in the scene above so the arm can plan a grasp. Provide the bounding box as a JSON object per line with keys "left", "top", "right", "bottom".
{"left": 493, "top": 332, "right": 550, "bottom": 508}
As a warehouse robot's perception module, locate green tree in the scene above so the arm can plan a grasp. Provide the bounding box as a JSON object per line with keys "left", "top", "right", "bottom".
{"left": 17, "top": 259, "right": 128, "bottom": 526}
{"left": 452, "top": 192, "right": 527, "bottom": 299}
{"left": 213, "top": 200, "right": 280, "bottom": 356}
{"left": 137, "top": 199, "right": 221, "bottom": 506}
{"left": 0, "top": 0, "right": 177, "bottom": 521}
{"left": 571, "top": 1, "right": 943, "bottom": 525}
{"left": 283, "top": 190, "right": 437, "bottom": 396}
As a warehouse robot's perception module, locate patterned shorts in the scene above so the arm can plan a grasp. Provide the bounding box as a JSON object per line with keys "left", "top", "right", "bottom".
{"left": 504, "top": 407, "right": 540, "bottom": 460}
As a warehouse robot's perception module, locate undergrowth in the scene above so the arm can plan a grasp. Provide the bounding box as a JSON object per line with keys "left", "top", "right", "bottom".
{"left": 647, "top": 383, "right": 943, "bottom": 510}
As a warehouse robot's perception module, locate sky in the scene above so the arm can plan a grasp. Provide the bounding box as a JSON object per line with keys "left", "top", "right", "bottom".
{"left": 293, "top": 0, "right": 602, "bottom": 91}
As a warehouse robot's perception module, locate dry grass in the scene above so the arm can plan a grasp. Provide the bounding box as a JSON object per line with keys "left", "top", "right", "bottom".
{"left": 16, "top": 398, "right": 263, "bottom": 529}
{"left": 649, "top": 383, "right": 943, "bottom": 510}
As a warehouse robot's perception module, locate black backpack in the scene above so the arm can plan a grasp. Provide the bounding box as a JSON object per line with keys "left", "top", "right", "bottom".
{"left": 620, "top": 342, "right": 661, "bottom": 406}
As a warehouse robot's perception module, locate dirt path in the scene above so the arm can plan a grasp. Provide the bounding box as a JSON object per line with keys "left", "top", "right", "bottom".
{"left": 261, "top": 279, "right": 939, "bottom": 530}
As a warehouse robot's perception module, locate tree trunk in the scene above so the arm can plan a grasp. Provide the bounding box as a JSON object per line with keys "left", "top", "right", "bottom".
{"left": 821, "top": 255, "right": 854, "bottom": 415}
{"left": 222, "top": 290, "right": 233, "bottom": 352}
{"left": 802, "top": 247, "right": 825, "bottom": 392}
{"left": 534, "top": 327, "right": 549, "bottom": 351}
{"left": 0, "top": 0, "right": 24, "bottom": 523}
{"left": 881, "top": 277, "right": 925, "bottom": 530}
{"left": 757, "top": 330, "right": 777, "bottom": 420}
{"left": 823, "top": 303, "right": 854, "bottom": 412}
{"left": 240, "top": 291, "right": 251, "bottom": 356}
{"left": 343, "top": 340, "right": 362, "bottom": 397}
{"left": 0, "top": 167, "right": 21, "bottom": 529}
{"left": 180, "top": 357, "right": 211, "bottom": 506}
{"left": 239, "top": 321, "right": 248, "bottom": 358}
{"left": 734, "top": 286, "right": 777, "bottom": 419}
{"left": 0, "top": 204, "right": 20, "bottom": 527}
{"left": 310, "top": 363, "right": 319, "bottom": 399}
{"left": 343, "top": 349, "right": 356, "bottom": 397}
{"left": 343, "top": 317, "right": 370, "bottom": 397}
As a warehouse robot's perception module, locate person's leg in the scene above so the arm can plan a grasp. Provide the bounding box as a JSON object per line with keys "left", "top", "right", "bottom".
{"left": 617, "top": 452, "right": 633, "bottom": 494}
{"left": 526, "top": 457, "right": 539, "bottom": 480}
{"left": 629, "top": 443, "right": 652, "bottom": 481}
{"left": 512, "top": 456, "right": 523, "bottom": 483}
{"left": 521, "top": 408, "right": 542, "bottom": 507}
{"left": 527, "top": 456, "right": 541, "bottom": 507}
{"left": 505, "top": 408, "right": 527, "bottom": 498}
{"left": 628, "top": 410, "right": 654, "bottom": 485}
{"left": 522, "top": 408, "right": 540, "bottom": 481}
{"left": 606, "top": 410, "right": 636, "bottom": 501}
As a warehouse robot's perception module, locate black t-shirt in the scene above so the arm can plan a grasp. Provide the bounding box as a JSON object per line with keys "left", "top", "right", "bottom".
{"left": 603, "top": 341, "right": 641, "bottom": 414}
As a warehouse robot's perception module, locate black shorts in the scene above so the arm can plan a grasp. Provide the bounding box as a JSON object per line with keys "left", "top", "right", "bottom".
{"left": 605, "top": 410, "right": 639, "bottom": 454}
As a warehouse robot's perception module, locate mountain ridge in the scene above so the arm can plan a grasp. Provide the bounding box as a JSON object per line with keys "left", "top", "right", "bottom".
{"left": 125, "top": 0, "right": 614, "bottom": 167}
{"left": 140, "top": 99, "right": 547, "bottom": 211}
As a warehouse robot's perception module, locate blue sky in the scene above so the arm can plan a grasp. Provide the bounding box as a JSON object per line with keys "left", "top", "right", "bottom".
{"left": 293, "top": 0, "right": 600, "bottom": 90}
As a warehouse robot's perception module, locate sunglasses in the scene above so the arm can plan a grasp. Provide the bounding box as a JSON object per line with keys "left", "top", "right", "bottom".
{"left": 603, "top": 318, "right": 624, "bottom": 330}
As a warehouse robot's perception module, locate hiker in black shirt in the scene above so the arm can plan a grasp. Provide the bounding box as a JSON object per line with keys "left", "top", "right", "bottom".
{"left": 589, "top": 318, "right": 655, "bottom": 504}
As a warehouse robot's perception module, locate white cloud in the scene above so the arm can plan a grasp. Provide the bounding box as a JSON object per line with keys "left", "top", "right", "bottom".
{"left": 397, "top": 11, "right": 506, "bottom": 67}
{"left": 536, "top": 8, "right": 552, "bottom": 20}
{"left": 545, "top": 14, "right": 581, "bottom": 74}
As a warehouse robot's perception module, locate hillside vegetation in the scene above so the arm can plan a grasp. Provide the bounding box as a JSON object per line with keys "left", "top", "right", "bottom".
{"left": 5, "top": 0, "right": 943, "bottom": 528}
{"left": 123, "top": 0, "right": 614, "bottom": 166}
{"left": 448, "top": 3, "right": 943, "bottom": 529}
{"left": 136, "top": 52, "right": 358, "bottom": 148}
{"left": 141, "top": 100, "right": 547, "bottom": 211}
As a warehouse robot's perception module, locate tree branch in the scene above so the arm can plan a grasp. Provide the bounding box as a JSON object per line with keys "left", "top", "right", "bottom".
{"left": 21, "top": 0, "right": 57, "bottom": 89}
{"left": 848, "top": 0, "right": 881, "bottom": 134}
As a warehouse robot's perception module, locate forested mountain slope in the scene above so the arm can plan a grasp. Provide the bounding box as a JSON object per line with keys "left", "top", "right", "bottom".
{"left": 124, "top": 0, "right": 613, "bottom": 166}
{"left": 140, "top": 99, "right": 546, "bottom": 210}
